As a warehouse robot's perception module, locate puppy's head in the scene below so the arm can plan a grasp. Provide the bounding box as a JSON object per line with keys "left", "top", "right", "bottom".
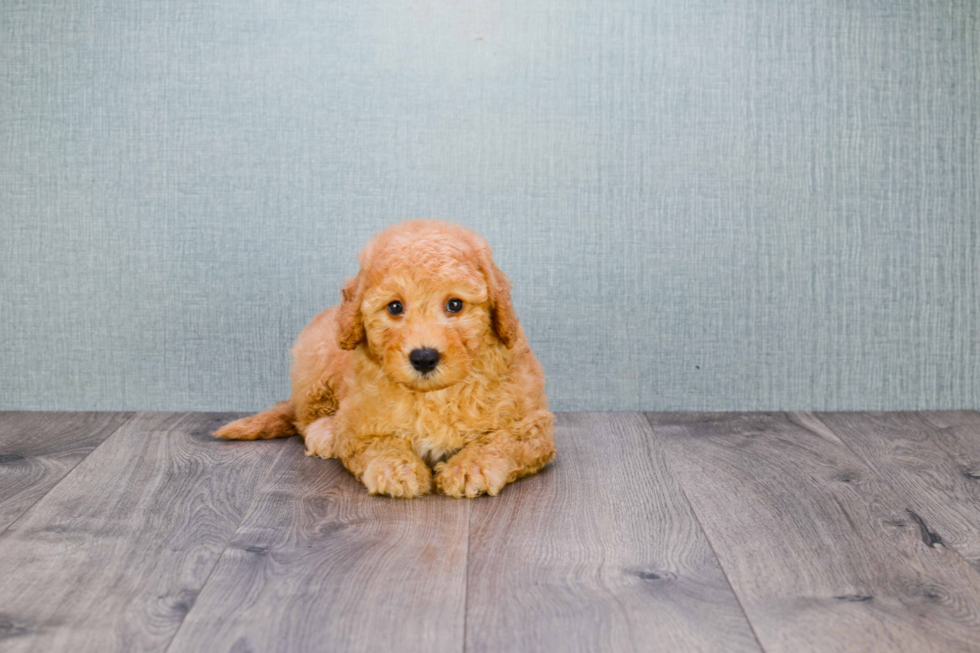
{"left": 336, "top": 220, "right": 520, "bottom": 392}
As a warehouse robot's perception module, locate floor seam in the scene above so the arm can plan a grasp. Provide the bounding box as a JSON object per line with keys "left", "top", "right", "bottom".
{"left": 0, "top": 412, "right": 137, "bottom": 540}
{"left": 801, "top": 410, "right": 980, "bottom": 581}
{"left": 461, "top": 497, "right": 472, "bottom": 653}
{"left": 643, "top": 412, "right": 770, "bottom": 653}
{"left": 162, "top": 438, "right": 289, "bottom": 653}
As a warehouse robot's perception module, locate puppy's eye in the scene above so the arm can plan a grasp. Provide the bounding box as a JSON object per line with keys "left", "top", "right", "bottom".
{"left": 446, "top": 298, "right": 464, "bottom": 313}
{"left": 387, "top": 301, "right": 404, "bottom": 316}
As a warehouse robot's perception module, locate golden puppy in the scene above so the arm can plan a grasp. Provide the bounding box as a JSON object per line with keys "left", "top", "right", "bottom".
{"left": 214, "top": 220, "right": 555, "bottom": 498}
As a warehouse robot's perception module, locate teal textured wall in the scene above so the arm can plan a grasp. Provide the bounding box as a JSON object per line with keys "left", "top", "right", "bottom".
{"left": 2, "top": 1, "right": 977, "bottom": 411}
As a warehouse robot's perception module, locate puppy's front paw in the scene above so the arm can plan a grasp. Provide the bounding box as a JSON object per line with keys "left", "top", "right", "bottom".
{"left": 361, "top": 454, "right": 433, "bottom": 498}
{"left": 435, "top": 451, "right": 511, "bottom": 498}
{"left": 303, "top": 417, "right": 335, "bottom": 459}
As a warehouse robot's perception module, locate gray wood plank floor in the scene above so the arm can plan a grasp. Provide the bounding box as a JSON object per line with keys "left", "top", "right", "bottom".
{"left": 167, "top": 436, "right": 469, "bottom": 653}
{"left": 1, "top": 410, "right": 979, "bottom": 652}
{"left": 0, "top": 412, "right": 132, "bottom": 533}
{"left": 466, "top": 413, "right": 760, "bottom": 653}
{"left": 813, "top": 411, "right": 980, "bottom": 572}
{"left": 0, "top": 413, "right": 285, "bottom": 652}
{"left": 646, "top": 412, "right": 980, "bottom": 653}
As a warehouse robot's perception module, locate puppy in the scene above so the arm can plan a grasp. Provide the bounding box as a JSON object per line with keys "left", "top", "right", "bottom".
{"left": 214, "top": 220, "right": 555, "bottom": 498}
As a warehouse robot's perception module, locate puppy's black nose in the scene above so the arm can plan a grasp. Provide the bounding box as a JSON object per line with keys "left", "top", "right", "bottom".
{"left": 409, "top": 348, "right": 440, "bottom": 373}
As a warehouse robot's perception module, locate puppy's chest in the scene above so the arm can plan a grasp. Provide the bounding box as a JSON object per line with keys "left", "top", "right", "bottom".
{"left": 343, "top": 377, "right": 507, "bottom": 464}
{"left": 400, "top": 402, "right": 476, "bottom": 465}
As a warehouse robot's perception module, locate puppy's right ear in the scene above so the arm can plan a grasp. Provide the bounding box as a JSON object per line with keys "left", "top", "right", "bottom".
{"left": 336, "top": 274, "right": 365, "bottom": 350}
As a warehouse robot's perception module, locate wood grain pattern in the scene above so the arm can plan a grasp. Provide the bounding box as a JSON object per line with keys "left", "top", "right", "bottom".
{"left": 4, "top": 410, "right": 980, "bottom": 652}
{"left": 0, "top": 412, "right": 284, "bottom": 653}
{"left": 167, "top": 436, "right": 469, "bottom": 653}
{"left": 465, "top": 412, "right": 761, "bottom": 653}
{"left": 647, "top": 412, "right": 980, "bottom": 653}
{"left": 814, "top": 411, "right": 980, "bottom": 571}
{"left": 0, "top": 412, "right": 133, "bottom": 532}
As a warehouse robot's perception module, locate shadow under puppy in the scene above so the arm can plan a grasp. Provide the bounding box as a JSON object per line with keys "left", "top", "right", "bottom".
{"left": 214, "top": 220, "right": 555, "bottom": 498}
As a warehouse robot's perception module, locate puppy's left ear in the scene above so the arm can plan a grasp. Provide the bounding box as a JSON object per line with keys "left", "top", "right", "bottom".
{"left": 336, "top": 274, "right": 365, "bottom": 350}
{"left": 477, "top": 248, "right": 521, "bottom": 348}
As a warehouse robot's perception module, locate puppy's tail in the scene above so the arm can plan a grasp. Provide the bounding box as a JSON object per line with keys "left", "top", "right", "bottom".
{"left": 213, "top": 400, "right": 297, "bottom": 440}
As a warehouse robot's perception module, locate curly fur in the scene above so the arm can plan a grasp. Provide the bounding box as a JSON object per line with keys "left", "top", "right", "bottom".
{"left": 214, "top": 220, "right": 555, "bottom": 498}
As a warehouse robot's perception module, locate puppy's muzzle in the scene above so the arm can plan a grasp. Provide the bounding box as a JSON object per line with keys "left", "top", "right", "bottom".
{"left": 409, "top": 347, "right": 440, "bottom": 374}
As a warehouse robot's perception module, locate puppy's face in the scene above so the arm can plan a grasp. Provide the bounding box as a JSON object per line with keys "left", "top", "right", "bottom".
{"left": 336, "top": 221, "right": 522, "bottom": 391}
{"left": 360, "top": 266, "right": 492, "bottom": 391}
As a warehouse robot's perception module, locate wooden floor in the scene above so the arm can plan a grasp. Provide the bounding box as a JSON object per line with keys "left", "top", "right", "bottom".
{"left": 1, "top": 412, "right": 979, "bottom": 652}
